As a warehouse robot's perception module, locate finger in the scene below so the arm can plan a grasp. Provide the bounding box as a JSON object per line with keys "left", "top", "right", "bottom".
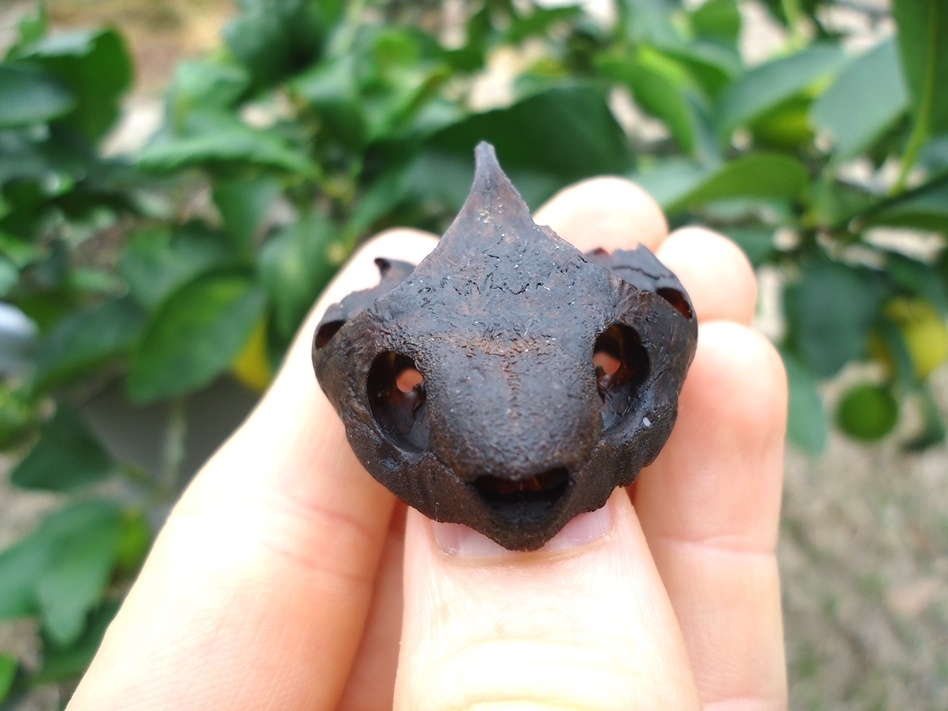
{"left": 634, "top": 323, "right": 788, "bottom": 708}
{"left": 533, "top": 182, "right": 756, "bottom": 327}
{"left": 394, "top": 491, "right": 702, "bottom": 711}
{"left": 69, "top": 229, "right": 439, "bottom": 711}
{"left": 337, "top": 505, "right": 406, "bottom": 711}
{"left": 657, "top": 226, "right": 757, "bottom": 325}
{"left": 533, "top": 176, "right": 669, "bottom": 253}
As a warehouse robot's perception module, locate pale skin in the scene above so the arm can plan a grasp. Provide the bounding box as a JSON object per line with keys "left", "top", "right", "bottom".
{"left": 68, "top": 177, "right": 788, "bottom": 710}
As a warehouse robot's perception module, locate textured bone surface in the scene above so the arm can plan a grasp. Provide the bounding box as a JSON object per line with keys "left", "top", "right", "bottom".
{"left": 313, "top": 142, "right": 697, "bottom": 551}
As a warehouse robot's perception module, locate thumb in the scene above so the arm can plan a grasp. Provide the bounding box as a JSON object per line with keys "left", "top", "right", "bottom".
{"left": 394, "top": 490, "right": 702, "bottom": 710}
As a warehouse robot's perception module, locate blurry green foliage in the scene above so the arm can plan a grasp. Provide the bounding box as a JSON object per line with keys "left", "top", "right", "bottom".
{"left": 1, "top": 0, "right": 947, "bottom": 701}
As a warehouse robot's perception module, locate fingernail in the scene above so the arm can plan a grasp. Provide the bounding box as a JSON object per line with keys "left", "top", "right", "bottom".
{"left": 432, "top": 521, "right": 513, "bottom": 558}
{"left": 432, "top": 500, "right": 613, "bottom": 557}
{"left": 541, "top": 501, "right": 613, "bottom": 552}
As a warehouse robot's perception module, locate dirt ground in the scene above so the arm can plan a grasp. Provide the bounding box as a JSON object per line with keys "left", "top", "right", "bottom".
{"left": 1, "top": 1, "right": 946, "bottom": 709}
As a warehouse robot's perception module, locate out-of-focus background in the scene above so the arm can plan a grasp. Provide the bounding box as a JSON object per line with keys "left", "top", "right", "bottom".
{"left": 1, "top": 0, "right": 946, "bottom": 708}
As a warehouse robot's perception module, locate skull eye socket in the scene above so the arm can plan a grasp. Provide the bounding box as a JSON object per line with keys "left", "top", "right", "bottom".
{"left": 593, "top": 323, "right": 648, "bottom": 430}
{"left": 656, "top": 287, "right": 694, "bottom": 320}
{"left": 368, "top": 351, "right": 429, "bottom": 451}
{"left": 314, "top": 319, "right": 345, "bottom": 349}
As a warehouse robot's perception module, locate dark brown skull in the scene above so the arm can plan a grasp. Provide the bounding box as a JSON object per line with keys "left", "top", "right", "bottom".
{"left": 313, "top": 142, "right": 697, "bottom": 550}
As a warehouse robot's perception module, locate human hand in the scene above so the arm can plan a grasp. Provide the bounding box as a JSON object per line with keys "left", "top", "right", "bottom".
{"left": 67, "top": 177, "right": 787, "bottom": 710}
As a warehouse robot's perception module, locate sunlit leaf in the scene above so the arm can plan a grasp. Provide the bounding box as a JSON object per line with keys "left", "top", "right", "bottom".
{"left": 690, "top": 0, "right": 741, "bottom": 44}
{"left": 0, "top": 653, "right": 16, "bottom": 701}
{"left": 616, "top": 0, "right": 680, "bottom": 47}
{"left": 715, "top": 45, "right": 846, "bottom": 139}
{"left": 597, "top": 51, "right": 702, "bottom": 155}
{"left": 638, "top": 153, "right": 809, "bottom": 213}
{"left": 811, "top": 38, "right": 909, "bottom": 161}
{"left": 139, "top": 109, "right": 319, "bottom": 176}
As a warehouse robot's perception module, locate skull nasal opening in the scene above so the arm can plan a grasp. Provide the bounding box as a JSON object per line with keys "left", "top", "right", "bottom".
{"left": 471, "top": 467, "right": 570, "bottom": 525}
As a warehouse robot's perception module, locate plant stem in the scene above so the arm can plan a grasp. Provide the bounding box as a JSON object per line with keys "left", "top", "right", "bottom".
{"left": 893, "top": 0, "right": 938, "bottom": 194}
{"left": 334, "top": 0, "right": 368, "bottom": 56}
{"left": 893, "top": 119, "right": 928, "bottom": 195}
{"left": 781, "top": 0, "right": 808, "bottom": 49}
{"left": 160, "top": 397, "right": 187, "bottom": 495}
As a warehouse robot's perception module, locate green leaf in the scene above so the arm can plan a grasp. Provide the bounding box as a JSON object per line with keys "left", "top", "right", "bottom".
{"left": 785, "top": 259, "right": 887, "bottom": 378}
{"left": 616, "top": 0, "right": 680, "bottom": 47}
{"left": 127, "top": 271, "right": 267, "bottom": 403}
{"left": 35, "top": 600, "right": 120, "bottom": 684}
{"left": 658, "top": 41, "right": 741, "bottom": 99}
{"left": 12, "top": 4, "right": 47, "bottom": 51}
{"left": 715, "top": 45, "right": 847, "bottom": 139}
{"left": 0, "top": 383, "right": 38, "bottom": 450}
{"left": 726, "top": 225, "right": 775, "bottom": 265}
{"left": 0, "top": 500, "right": 123, "bottom": 622}
{"left": 0, "top": 653, "right": 16, "bottom": 701}
{"left": 419, "top": 85, "right": 634, "bottom": 209}
{"left": 893, "top": 0, "right": 948, "bottom": 136}
{"left": 811, "top": 38, "right": 909, "bottom": 161}
{"left": 20, "top": 29, "right": 133, "bottom": 142}
{"left": 223, "top": 0, "right": 338, "bottom": 85}
{"left": 808, "top": 177, "right": 876, "bottom": 229}
{"left": 885, "top": 252, "right": 948, "bottom": 314}
{"left": 10, "top": 406, "right": 114, "bottom": 491}
{"left": 113, "top": 509, "right": 152, "bottom": 577}
{"left": 919, "top": 134, "right": 948, "bottom": 174}
{"left": 690, "top": 0, "right": 741, "bottom": 44}
{"left": 861, "top": 175, "right": 948, "bottom": 231}
{"left": 290, "top": 54, "right": 367, "bottom": 149}
{"left": 34, "top": 297, "right": 146, "bottom": 389}
{"left": 212, "top": 175, "right": 281, "bottom": 251}
{"left": 259, "top": 212, "right": 342, "bottom": 344}
{"left": 345, "top": 160, "right": 415, "bottom": 238}
{"left": 630, "top": 158, "right": 710, "bottom": 209}
{"left": 167, "top": 58, "right": 251, "bottom": 123}
{"left": 506, "top": 4, "right": 584, "bottom": 43}
{"left": 638, "top": 153, "right": 809, "bottom": 213}
{"left": 749, "top": 95, "right": 816, "bottom": 151}
{"left": 37, "top": 512, "right": 123, "bottom": 647}
{"left": 139, "top": 110, "right": 319, "bottom": 176}
{"left": 0, "top": 64, "right": 75, "bottom": 128}
{"left": 118, "top": 225, "right": 240, "bottom": 311}
{"left": 783, "top": 352, "right": 828, "bottom": 455}
{"left": 0, "top": 532, "right": 48, "bottom": 620}
{"left": 597, "top": 51, "right": 702, "bottom": 155}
